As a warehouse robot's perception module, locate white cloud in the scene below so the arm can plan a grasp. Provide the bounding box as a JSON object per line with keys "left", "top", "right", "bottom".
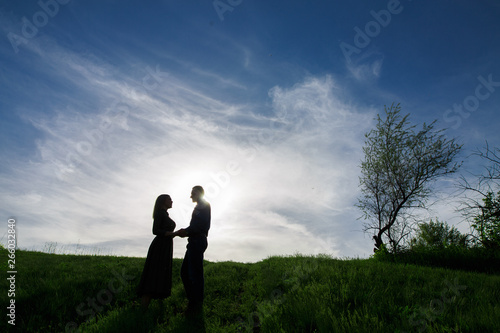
{"left": 346, "top": 52, "right": 384, "bottom": 81}
{"left": 1, "top": 42, "right": 378, "bottom": 262}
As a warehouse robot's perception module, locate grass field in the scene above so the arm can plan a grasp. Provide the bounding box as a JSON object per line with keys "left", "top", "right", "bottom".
{"left": 1, "top": 248, "right": 499, "bottom": 332}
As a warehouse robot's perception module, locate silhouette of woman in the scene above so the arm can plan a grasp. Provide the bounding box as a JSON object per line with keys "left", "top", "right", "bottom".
{"left": 137, "top": 194, "right": 176, "bottom": 308}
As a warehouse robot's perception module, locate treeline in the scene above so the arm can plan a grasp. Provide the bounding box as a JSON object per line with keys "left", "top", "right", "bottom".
{"left": 373, "top": 218, "right": 500, "bottom": 274}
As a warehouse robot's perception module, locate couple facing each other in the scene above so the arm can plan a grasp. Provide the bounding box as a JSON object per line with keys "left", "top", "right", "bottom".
{"left": 137, "top": 185, "right": 211, "bottom": 314}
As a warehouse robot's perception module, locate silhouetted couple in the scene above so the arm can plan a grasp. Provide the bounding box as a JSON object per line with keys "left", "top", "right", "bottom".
{"left": 137, "top": 185, "right": 211, "bottom": 317}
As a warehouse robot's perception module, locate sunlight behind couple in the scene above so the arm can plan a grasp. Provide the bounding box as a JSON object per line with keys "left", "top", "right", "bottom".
{"left": 167, "top": 170, "right": 239, "bottom": 225}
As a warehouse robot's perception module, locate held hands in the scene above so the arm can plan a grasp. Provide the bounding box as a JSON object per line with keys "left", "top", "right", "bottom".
{"left": 175, "top": 228, "right": 188, "bottom": 238}
{"left": 164, "top": 228, "right": 188, "bottom": 238}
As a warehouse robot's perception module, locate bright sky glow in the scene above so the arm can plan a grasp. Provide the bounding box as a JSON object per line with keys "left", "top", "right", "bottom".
{"left": 1, "top": 1, "right": 500, "bottom": 262}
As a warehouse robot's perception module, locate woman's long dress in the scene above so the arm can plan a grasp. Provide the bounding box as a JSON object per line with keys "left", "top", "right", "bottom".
{"left": 137, "top": 209, "right": 176, "bottom": 298}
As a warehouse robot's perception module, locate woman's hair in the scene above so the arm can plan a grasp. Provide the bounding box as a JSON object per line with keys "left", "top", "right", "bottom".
{"left": 153, "top": 194, "right": 170, "bottom": 219}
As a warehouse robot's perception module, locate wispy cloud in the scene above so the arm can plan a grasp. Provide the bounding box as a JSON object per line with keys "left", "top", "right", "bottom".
{"left": 1, "top": 35, "right": 379, "bottom": 262}
{"left": 346, "top": 52, "right": 384, "bottom": 82}
{"left": 2, "top": 0, "right": 499, "bottom": 264}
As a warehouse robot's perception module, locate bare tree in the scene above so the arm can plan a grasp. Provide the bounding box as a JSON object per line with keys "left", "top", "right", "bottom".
{"left": 357, "top": 103, "right": 462, "bottom": 252}
{"left": 458, "top": 143, "right": 500, "bottom": 215}
{"left": 458, "top": 142, "right": 500, "bottom": 247}
{"left": 472, "top": 142, "right": 500, "bottom": 187}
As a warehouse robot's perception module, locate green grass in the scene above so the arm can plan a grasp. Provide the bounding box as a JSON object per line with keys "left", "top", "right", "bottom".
{"left": 1, "top": 249, "right": 499, "bottom": 332}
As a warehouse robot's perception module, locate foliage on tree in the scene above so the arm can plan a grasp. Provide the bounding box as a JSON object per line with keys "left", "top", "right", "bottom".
{"left": 357, "top": 103, "right": 462, "bottom": 253}
{"left": 410, "top": 219, "right": 468, "bottom": 249}
{"left": 471, "top": 191, "right": 500, "bottom": 249}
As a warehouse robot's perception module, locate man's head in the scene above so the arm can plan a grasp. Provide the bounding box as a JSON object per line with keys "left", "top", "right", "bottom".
{"left": 190, "top": 185, "right": 205, "bottom": 203}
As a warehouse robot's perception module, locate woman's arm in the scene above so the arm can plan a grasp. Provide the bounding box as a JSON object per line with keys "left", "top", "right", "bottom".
{"left": 153, "top": 211, "right": 176, "bottom": 236}
{"left": 172, "top": 229, "right": 188, "bottom": 238}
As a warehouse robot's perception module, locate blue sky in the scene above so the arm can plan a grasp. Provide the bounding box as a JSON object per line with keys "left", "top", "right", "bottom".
{"left": 1, "top": 0, "right": 500, "bottom": 262}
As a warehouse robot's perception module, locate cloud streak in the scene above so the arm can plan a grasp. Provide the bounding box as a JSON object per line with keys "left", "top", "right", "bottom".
{"left": 1, "top": 33, "right": 380, "bottom": 262}
{"left": 1, "top": 1, "right": 499, "bottom": 264}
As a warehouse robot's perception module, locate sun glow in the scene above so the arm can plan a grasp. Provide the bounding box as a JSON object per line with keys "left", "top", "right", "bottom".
{"left": 205, "top": 185, "right": 238, "bottom": 220}
{"left": 164, "top": 167, "right": 241, "bottom": 225}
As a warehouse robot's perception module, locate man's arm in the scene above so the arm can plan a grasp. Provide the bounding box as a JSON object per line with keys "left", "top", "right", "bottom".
{"left": 173, "top": 228, "right": 188, "bottom": 238}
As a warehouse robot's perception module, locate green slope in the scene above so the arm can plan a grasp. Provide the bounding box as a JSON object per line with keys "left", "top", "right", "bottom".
{"left": 1, "top": 249, "right": 499, "bottom": 332}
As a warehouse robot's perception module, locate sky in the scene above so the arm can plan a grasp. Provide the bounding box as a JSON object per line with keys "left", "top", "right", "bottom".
{"left": 1, "top": 0, "right": 500, "bottom": 263}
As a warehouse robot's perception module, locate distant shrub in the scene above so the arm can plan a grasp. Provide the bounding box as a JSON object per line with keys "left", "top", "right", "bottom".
{"left": 410, "top": 218, "right": 469, "bottom": 250}
{"left": 372, "top": 243, "right": 392, "bottom": 261}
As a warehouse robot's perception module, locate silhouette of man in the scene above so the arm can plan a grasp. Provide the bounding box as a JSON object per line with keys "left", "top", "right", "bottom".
{"left": 174, "top": 185, "right": 211, "bottom": 314}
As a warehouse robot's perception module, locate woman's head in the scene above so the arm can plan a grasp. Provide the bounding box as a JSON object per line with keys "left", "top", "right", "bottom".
{"left": 153, "top": 194, "right": 172, "bottom": 218}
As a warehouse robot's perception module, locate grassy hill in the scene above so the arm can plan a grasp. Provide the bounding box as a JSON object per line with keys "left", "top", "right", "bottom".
{"left": 1, "top": 248, "right": 499, "bottom": 332}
